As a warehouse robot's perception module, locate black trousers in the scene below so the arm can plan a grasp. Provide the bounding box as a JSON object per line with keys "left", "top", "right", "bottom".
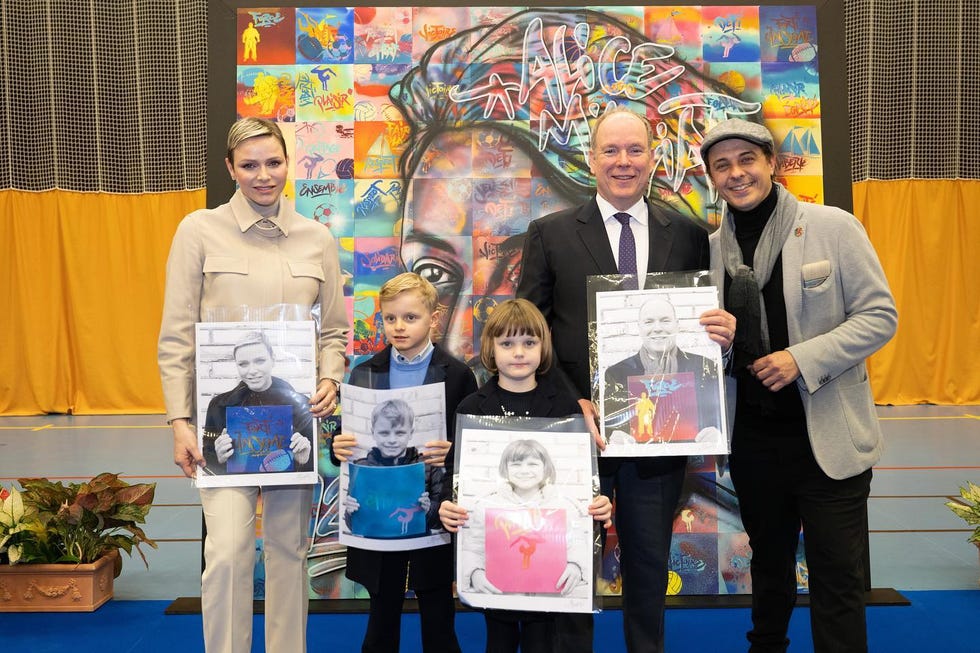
{"left": 484, "top": 610, "right": 555, "bottom": 653}
{"left": 600, "top": 461, "right": 686, "bottom": 653}
{"left": 361, "top": 554, "right": 460, "bottom": 653}
{"left": 730, "top": 434, "right": 871, "bottom": 653}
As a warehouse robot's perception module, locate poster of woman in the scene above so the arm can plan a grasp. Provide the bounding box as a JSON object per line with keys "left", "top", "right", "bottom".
{"left": 195, "top": 320, "right": 318, "bottom": 488}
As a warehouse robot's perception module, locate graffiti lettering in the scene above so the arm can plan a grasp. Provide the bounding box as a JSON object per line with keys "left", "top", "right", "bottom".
{"left": 315, "top": 90, "right": 353, "bottom": 112}
{"left": 777, "top": 154, "right": 808, "bottom": 173}
{"left": 299, "top": 181, "right": 350, "bottom": 198}
{"left": 358, "top": 248, "right": 401, "bottom": 272}
{"left": 237, "top": 434, "right": 289, "bottom": 456}
{"left": 248, "top": 11, "right": 284, "bottom": 28}
{"left": 418, "top": 24, "right": 457, "bottom": 43}
{"left": 356, "top": 180, "right": 400, "bottom": 216}
{"left": 478, "top": 238, "right": 522, "bottom": 261}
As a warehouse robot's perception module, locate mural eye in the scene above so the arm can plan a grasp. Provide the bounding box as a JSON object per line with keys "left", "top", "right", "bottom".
{"left": 413, "top": 259, "right": 460, "bottom": 292}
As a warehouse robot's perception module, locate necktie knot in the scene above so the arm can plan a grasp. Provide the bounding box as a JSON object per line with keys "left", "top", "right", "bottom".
{"left": 614, "top": 212, "right": 631, "bottom": 226}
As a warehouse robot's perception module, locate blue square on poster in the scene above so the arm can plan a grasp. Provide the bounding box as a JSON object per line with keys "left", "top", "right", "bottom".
{"left": 348, "top": 462, "right": 427, "bottom": 538}
{"left": 225, "top": 405, "right": 294, "bottom": 473}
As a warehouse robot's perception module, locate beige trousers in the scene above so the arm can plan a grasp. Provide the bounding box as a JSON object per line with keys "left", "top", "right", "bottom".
{"left": 199, "top": 485, "right": 313, "bottom": 653}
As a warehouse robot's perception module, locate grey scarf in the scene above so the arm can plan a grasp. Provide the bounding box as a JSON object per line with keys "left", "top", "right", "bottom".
{"left": 719, "top": 183, "right": 798, "bottom": 368}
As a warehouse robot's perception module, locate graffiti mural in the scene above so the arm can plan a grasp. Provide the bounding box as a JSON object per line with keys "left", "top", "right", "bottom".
{"left": 233, "top": 4, "right": 822, "bottom": 600}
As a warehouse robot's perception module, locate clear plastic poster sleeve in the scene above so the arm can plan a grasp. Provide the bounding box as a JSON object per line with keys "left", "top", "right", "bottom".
{"left": 194, "top": 304, "right": 322, "bottom": 488}
{"left": 336, "top": 383, "right": 451, "bottom": 552}
{"left": 452, "top": 414, "right": 601, "bottom": 614}
{"left": 587, "top": 271, "right": 730, "bottom": 458}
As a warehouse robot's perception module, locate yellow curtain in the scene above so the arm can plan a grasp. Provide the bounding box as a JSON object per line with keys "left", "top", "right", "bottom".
{"left": 853, "top": 179, "right": 980, "bottom": 405}
{"left": 0, "top": 190, "right": 205, "bottom": 415}
{"left": 1, "top": 182, "right": 977, "bottom": 413}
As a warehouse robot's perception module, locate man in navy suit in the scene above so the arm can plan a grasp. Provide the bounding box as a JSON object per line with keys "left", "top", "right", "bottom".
{"left": 517, "top": 106, "right": 735, "bottom": 653}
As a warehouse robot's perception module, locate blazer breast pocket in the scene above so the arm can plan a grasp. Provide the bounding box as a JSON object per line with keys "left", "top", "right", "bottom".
{"left": 801, "top": 260, "right": 832, "bottom": 290}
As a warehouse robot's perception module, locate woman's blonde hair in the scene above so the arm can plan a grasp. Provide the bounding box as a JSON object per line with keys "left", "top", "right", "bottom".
{"left": 479, "top": 298, "right": 553, "bottom": 374}
{"left": 226, "top": 117, "right": 287, "bottom": 163}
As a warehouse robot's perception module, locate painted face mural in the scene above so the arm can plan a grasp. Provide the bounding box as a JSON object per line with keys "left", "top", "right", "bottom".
{"left": 236, "top": 4, "right": 824, "bottom": 600}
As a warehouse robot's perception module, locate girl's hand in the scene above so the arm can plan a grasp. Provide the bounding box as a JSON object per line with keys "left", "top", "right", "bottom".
{"left": 422, "top": 440, "right": 453, "bottom": 467}
{"left": 556, "top": 562, "right": 584, "bottom": 595}
{"left": 331, "top": 433, "right": 358, "bottom": 462}
{"left": 418, "top": 491, "right": 431, "bottom": 513}
{"left": 470, "top": 569, "right": 502, "bottom": 594}
{"left": 438, "top": 500, "right": 469, "bottom": 533}
{"left": 589, "top": 495, "right": 613, "bottom": 529}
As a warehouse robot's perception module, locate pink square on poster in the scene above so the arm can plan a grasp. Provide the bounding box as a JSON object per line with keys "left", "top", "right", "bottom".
{"left": 484, "top": 508, "right": 567, "bottom": 594}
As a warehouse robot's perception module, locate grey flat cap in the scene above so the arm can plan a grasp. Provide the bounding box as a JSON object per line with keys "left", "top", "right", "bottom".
{"left": 700, "top": 119, "right": 774, "bottom": 160}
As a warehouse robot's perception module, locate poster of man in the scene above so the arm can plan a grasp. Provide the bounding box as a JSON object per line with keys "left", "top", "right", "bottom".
{"left": 593, "top": 285, "right": 728, "bottom": 457}
{"left": 194, "top": 320, "right": 318, "bottom": 487}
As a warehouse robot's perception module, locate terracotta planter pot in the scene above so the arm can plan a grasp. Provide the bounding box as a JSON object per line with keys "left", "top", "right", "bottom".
{"left": 0, "top": 550, "right": 117, "bottom": 612}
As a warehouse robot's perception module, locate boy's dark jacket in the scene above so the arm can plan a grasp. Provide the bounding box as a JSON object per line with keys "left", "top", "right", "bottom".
{"left": 337, "top": 342, "right": 478, "bottom": 593}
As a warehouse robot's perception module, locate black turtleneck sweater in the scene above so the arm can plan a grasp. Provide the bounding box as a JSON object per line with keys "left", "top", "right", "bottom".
{"left": 723, "top": 185, "right": 807, "bottom": 440}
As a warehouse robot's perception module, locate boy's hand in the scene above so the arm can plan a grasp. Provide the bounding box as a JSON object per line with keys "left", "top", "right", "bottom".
{"left": 331, "top": 433, "right": 358, "bottom": 462}
{"left": 589, "top": 495, "right": 613, "bottom": 529}
{"left": 289, "top": 432, "right": 311, "bottom": 465}
{"left": 418, "top": 491, "right": 431, "bottom": 513}
{"left": 438, "top": 500, "right": 469, "bottom": 533}
{"left": 422, "top": 440, "right": 453, "bottom": 467}
{"left": 344, "top": 495, "right": 360, "bottom": 515}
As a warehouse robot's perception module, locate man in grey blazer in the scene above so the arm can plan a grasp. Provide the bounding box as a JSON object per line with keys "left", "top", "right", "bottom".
{"left": 702, "top": 118, "right": 897, "bottom": 653}
{"left": 518, "top": 106, "right": 736, "bottom": 653}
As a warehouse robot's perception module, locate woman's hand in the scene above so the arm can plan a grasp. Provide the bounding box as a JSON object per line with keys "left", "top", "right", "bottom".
{"left": 172, "top": 418, "right": 204, "bottom": 478}
{"left": 289, "top": 432, "right": 311, "bottom": 465}
{"left": 438, "top": 500, "right": 469, "bottom": 533}
{"left": 214, "top": 430, "right": 234, "bottom": 464}
{"left": 310, "top": 378, "right": 339, "bottom": 418}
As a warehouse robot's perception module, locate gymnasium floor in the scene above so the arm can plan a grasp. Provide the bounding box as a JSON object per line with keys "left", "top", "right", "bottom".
{"left": 1, "top": 404, "right": 977, "bottom": 602}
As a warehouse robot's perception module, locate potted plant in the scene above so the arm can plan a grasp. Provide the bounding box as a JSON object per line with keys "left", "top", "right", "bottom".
{"left": 0, "top": 472, "right": 157, "bottom": 611}
{"left": 945, "top": 481, "right": 980, "bottom": 544}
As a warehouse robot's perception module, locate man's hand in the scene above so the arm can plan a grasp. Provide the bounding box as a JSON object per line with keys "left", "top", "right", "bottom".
{"left": 289, "top": 432, "right": 311, "bottom": 465}
{"left": 578, "top": 398, "right": 606, "bottom": 452}
{"left": 749, "top": 350, "right": 801, "bottom": 392}
{"left": 699, "top": 308, "right": 737, "bottom": 351}
{"left": 310, "top": 378, "right": 339, "bottom": 418}
{"left": 422, "top": 440, "right": 453, "bottom": 467}
{"left": 331, "top": 433, "right": 358, "bottom": 462}
{"left": 172, "top": 418, "right": 204, "bottom": 478}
